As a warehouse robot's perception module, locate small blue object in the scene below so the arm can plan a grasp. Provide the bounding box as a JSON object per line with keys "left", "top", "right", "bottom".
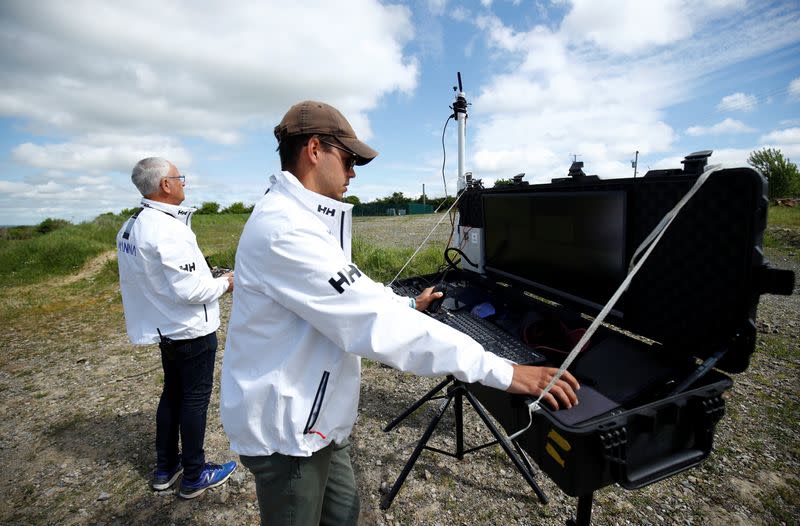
{"left": 178, "top": 461, "right": 237, "bottom": 499}
{"left": 471, "top": 302, "right": 495, "bottom": 319}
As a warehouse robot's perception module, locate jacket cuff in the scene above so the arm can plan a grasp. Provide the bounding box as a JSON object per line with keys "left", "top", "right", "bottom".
{"left": 479, "top": 354, "right": 515, "bottom": 391}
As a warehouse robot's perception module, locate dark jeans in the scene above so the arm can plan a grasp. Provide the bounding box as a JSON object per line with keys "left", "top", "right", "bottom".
{"left": 240, "top": 440, "right": 360, "bottom": 526}
{"left": 155, "top": 331, "right": 217, "bottom": 480}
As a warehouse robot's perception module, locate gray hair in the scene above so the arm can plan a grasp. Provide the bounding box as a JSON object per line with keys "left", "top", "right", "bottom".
{"left": 131, "top": 157, "right": 171, "bottom": 196}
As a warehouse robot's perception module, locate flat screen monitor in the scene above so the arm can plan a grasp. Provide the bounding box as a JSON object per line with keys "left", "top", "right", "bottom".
{"left": 482, "top": 190, "right": 627, "bottom": 315}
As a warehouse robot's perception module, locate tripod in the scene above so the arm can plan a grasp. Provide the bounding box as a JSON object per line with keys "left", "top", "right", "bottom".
{"left": 379, "top": 375, "right": 548, "bottom": 510}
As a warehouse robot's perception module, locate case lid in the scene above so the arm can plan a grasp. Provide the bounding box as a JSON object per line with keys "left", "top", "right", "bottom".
{"left": 468, "top": 166, "right": 775, "bottom": 373}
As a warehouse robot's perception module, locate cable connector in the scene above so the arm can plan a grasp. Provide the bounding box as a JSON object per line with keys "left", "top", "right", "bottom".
{"left": 507, "top": 398, "right": 542, "bottom": 441}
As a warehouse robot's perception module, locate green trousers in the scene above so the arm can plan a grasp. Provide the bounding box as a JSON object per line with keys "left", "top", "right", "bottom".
{"left": 240, "top": 439, "right": 359, "bottom": 526}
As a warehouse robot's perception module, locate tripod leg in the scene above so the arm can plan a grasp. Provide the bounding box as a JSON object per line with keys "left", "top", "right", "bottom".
{"left": 380, "top": 395, "right": 453, "bottom": 510}
{"left": 454, "top": 388, "right": 464, "bottom": 459}
{"left": 512, "top": 439, "right": 536, "bottom": 476}
{"left": 463, "top": 389, "right": 548, "bottom": 504}
{"left": 383, "top": 376, "right": 453, "bottom": 432}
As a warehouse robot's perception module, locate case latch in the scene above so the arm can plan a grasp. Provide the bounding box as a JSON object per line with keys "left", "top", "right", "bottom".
{"left": 701, "top": 395, "right": 726, "bottom": 431}
{"left": 600, "top": 427, "right": 628, "bottom": 467}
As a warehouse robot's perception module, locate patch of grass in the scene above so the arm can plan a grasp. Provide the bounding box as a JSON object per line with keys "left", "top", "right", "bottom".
{"left": 768, "top": 205, "right": 800, "bottom": 229}
{"left": 758, "top": 481, "right": 800, "bottom": 525}
{"left": 757, "top": 333, "right": 799, "bottom": 361}
{"left": 193, "top": 213, "right": 248, "bottom": 266}
{"left": 0, "top": 214, "right": 121, "bottom": 287}
{"left": 352, "top": 238, "right": 443, "bottom": 283}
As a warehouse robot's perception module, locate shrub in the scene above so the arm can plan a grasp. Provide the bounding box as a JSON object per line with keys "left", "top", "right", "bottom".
{"left": 36, "top": 218, "right": 71, "bottom": 235}
{"left": 197, "top": 201, "right": 220, "bottom": 214}
{"left": 221, "top": 202, "right": 254, "bottom": 214}
{"left": 748, "top": 148, "right": 800, "bottom": 199}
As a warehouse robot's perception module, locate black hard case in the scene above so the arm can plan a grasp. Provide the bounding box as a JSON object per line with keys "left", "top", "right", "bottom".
{"left": 453, "top": 166, "right": 780, "bottom": 497}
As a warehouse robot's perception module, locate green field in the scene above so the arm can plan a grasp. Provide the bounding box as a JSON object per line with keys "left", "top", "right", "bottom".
{"left": 2, "top": 205, "right": 797, "bottom": 291}
{"left": 0, "top": 212, "right": 448, "bottom": 324}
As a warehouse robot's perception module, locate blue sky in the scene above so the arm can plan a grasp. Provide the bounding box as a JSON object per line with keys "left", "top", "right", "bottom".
{"left": 0, "top": 0, "right": 799, "bottom": 225}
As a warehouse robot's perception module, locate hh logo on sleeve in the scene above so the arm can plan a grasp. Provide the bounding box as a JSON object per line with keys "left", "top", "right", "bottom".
{"left": 179, "top": 262, "right": 196, "bottom": 272}
{"left": 328, "top": 264, "right": 362, "bottom": 293}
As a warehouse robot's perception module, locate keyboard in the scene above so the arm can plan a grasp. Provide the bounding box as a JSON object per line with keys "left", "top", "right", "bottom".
{"left": 434, "top": 309, "right": 546, "bottom": 365}
{"left": 391, "top": 280, "right": 544, "bottom": 364}
{"left": 390, "top": 282, "right": 422, "bottom": 298}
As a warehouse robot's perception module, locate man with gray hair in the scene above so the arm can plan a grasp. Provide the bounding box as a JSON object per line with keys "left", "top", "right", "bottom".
{"left": 117, "top": 157, "right": 236, "bottom": 499}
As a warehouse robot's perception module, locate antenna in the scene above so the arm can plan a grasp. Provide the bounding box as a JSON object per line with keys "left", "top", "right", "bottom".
{"left": 453, "top": 72, "right": 468, "bottom": 192}
{"left": 631, "top": 150, "right": 639, "bottom": 178}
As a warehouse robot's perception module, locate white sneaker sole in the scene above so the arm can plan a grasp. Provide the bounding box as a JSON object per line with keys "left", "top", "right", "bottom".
{"left": 151, "top": 468, "right": 184, "bottom": 491}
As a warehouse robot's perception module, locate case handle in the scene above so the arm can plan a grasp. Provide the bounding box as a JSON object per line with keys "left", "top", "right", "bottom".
{"left": 618, "top": 449, "right": 707, "bottom": 489}
{"left": 754, "top": 265, "right": 795, "bottom": 295}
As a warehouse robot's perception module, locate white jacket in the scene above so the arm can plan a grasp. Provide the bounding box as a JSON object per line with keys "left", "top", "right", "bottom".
{"left": 220, "top": 171, "right": 513, "bottom": 457}
{"left": 116, "top": 198, "right": 229, "bottom": 344}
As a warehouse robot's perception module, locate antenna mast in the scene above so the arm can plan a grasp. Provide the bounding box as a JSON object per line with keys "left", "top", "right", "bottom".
{"left": 453, "top": 72, "right": 468, "bottom": 192}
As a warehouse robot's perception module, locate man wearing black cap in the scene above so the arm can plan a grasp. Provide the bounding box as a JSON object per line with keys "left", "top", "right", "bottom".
{"left": 220, "top": 101, "right": 579, "bottom": 525}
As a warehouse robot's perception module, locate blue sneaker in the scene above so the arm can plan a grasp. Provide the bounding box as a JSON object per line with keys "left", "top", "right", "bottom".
{"left": 151, "top": 464, "right": 183, "bottom": 491}
{"left": 178, "top": 461, "right": 237, "bottom": 499}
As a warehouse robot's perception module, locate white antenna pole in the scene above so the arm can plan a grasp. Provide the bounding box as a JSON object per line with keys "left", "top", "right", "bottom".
{"left": 454, "top": 72, "right": 468, "bottom": 192}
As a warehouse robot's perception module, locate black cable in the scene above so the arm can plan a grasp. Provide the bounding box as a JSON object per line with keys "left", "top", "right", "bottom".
{"left": 439, "top": 114, "right": 454, "bottom": 204}
{"left": 444, "top": 246, "right": 476, "bottom": 269}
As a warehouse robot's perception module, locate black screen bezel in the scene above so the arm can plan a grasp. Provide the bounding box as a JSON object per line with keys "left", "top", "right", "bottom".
{"left": 481, "top": 189, "right": 628, "bottom": 317}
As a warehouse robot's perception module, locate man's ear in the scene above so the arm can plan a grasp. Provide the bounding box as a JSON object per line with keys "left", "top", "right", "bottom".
{"left": 305, "top": 136, "right": 322, "bottom": 166}
{"left": 159, "top": 178, "right": 172, "bottom": 196}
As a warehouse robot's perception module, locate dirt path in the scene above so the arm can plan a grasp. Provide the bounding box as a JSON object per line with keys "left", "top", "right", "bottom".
{"left": 52, "top": 250, "right": 117, "bottom": 286}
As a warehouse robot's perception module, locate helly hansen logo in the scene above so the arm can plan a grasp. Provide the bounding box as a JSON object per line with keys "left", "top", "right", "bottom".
{"left": 178, "top": 209, "right": 190, "bottom": 215}
{"left": 179, "top": 262, "right": 196, "bottom": 272}
{"left": 328, "top": 264, "right": 362, "bottom": 294}
{"left": 117, "top": 241, "right": 137, "bottom": 256}
{"left": 317, "top": 205, "right": 336, "bottom": 217}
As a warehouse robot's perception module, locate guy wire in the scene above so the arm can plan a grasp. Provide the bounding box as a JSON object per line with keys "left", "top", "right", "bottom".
{"left": 388, "top": 192, "right": 462, "bottom": 287}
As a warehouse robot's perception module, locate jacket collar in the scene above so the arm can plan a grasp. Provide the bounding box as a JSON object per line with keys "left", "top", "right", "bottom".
{"left": 275, "top": 171, "right": 354, "bottom": 219}
{"left": 272, "top": 171, "right": 354, "bottom": 260}
{"left": 140, "top": 198, "right": 196, "bottom": 227}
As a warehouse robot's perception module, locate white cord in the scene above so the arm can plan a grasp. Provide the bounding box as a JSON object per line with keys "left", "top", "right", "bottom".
{"left": 505, "top": 164, "right": 722, "bottom": 439}
{"left": 388, "top": 192, "right": 463, "bottom": 287}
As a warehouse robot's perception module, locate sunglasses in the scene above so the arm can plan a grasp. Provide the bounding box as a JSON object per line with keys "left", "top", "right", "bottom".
{"left": 319, "top": 139, "right": 358, "bottom": 172}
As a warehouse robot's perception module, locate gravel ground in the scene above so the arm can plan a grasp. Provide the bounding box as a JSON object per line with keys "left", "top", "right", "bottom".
{"left": 0, "top": 216, "right": 797, "bottom": 525}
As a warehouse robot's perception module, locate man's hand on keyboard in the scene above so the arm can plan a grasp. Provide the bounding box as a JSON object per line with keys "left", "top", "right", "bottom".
{"left": 507, "top": 366, "right": 580, "bottom": 410}
{"left": 413, "top": 286, "right": 445, "bottom": 312}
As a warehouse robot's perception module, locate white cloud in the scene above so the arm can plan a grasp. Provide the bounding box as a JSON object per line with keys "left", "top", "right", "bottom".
{"left": 11, "top": 134, "right": 191, "bottom": 172}
{"left": 0, "top": 0, "right": 418, "bottom": 145}
{"left": 686, "top": 118, "right": 755, "bottom": 136}
{"left": 0, "top": 169, "right": 138, "bottom": 225}
{"left": 790, "top": 77, "right": 800, "bottom": 99}
{"left": 760, "top": 127, "right": 800, "bottom": 146}
{"left": 426, "top": 0, "right": 448, "bottom": 15}
{"left": 560, "top": 0, "right": 746, "bottom": 55}
{"left": 717, "top": 92, "right": 758, "bottom": 112}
